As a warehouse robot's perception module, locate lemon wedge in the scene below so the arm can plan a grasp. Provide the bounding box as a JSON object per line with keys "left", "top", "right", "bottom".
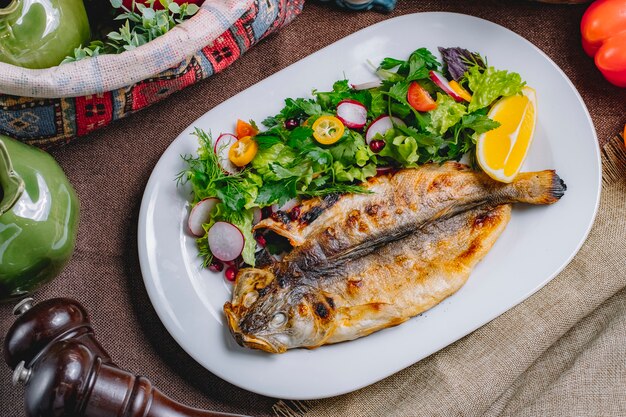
{"left": 476, "top": 86, "right": 537, "bottom": 183}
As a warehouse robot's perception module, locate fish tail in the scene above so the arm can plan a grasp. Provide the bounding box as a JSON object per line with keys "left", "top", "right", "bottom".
{"left": 508, "top": 170, "right": 567, "bottom": 205}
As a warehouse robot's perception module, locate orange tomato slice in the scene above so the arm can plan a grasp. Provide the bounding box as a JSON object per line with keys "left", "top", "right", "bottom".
{"left": 236, "top": 119, "right": 258, "bottom": 139}
{"left": 312, "top": 116, "right": 345, "bottom": 145}
{"left": 228, "top": 136, "right": 258, "bottom": 167}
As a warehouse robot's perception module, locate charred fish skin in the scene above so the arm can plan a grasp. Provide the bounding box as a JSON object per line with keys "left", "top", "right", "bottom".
{"left": 225, "top": 204, "right": 512, "bottom": 353}
{"left": 257, "top": 163, "right": 565, "bottom": 273}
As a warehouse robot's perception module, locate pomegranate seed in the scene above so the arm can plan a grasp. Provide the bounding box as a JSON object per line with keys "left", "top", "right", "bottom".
{"left": 284, "top": 118, "right": 299, "bottom": 130}
{"left": 208, "top": 260, "right": 224, "bottom": 272}
{"left": 225, "top": 266, "right": 238, "bottom": 282}
{"left": 369, "top": 140, "right": 386, "bottom": 153}
{"left": 256, "top": 234, "right": 267, "bottom": 247}
{"left": 289, "top": 206, "right": 301, "bottom": 221}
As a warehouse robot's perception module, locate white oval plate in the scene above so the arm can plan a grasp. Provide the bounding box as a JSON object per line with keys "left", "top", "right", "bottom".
{"left": 138, "top": 12, "right": 601, "bottom": 400}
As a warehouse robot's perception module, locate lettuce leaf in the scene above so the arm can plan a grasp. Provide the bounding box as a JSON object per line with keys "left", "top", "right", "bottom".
{"left": 427, "top": 93, "right": 468, "bottom": 136}
{"left": 466, "top": 65, "right": 525, "bottom": 112}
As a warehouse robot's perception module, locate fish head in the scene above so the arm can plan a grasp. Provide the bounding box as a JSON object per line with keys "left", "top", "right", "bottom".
{"left": 224, "top": 269, "right": 335, "bottom": 353}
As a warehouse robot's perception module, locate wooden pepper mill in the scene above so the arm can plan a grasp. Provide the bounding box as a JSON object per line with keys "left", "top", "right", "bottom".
{"left": 4, "top": 298, "right": 249, "bottom": 417}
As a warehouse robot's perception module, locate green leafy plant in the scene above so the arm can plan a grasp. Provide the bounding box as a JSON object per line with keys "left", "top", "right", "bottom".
{"left": 62, "top": 0, "right": 199, "bottom": 63}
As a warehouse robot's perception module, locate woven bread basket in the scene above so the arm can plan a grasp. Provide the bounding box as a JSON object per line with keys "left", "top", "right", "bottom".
{"left": 0, "top": 0, "right": 303, "bottom": 148}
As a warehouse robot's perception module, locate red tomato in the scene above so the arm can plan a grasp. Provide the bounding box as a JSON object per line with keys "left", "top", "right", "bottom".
{"left": 122, "top": 0, "right": 203, "bottom": 10}
{"left": 407, "top": 82, "right": 437, "bottom": 112}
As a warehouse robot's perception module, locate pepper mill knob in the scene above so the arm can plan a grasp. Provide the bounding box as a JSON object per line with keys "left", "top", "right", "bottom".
{"left": 4, "top": 297, "right": 110, "bottom": 369}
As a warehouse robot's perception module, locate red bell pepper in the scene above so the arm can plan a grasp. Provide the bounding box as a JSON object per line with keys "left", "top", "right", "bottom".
{"left": 581, "top": 0, "right": 626, "bottom": 87}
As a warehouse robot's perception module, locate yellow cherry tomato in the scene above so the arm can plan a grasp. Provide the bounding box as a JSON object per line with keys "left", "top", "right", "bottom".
{"left": 228, "top": 136, "right": 258, "bottom": 167}
{"left": 312, "top": 116, "right": 345, "bottom": 145}
{"left": 449, "top": 80, "right": 472, "bottom": 102}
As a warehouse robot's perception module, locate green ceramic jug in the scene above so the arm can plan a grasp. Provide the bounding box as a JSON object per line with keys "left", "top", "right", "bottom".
{"left": 0, "top": 136, "right": 79, "bottom": 302}
{"left": 0, "top": 0, "right": 90, "bottom": 69}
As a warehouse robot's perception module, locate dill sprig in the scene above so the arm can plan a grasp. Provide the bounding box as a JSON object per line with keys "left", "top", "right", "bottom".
{"left": 177, "top": 128, "right": 252, "bottom": 211}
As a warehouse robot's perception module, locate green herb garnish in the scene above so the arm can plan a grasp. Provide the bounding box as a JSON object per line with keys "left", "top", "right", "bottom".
{"left": 62, "top": 0, "right": 199, "bottom": 63}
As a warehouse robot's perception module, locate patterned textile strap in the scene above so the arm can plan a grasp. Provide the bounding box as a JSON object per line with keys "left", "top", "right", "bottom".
{"left": 0, "top": 0, "right": 304, "bottom": 148}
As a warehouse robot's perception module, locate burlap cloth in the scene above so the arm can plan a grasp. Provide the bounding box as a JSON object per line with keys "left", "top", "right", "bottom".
{"left": 1, "top": 1, "right": 625, "bottom": 416}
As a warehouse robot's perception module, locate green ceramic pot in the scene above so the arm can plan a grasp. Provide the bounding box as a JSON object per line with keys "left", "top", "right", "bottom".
{"left": 0, "top": 0, "right": 90, "bottom": 69}
{"left": 0, "top": 136, "right": 79, "bottom": 302}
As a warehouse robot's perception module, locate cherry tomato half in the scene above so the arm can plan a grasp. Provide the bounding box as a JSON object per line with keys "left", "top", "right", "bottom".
{"left": 407, "top": 81, "right": 437, "bottom": 112}
{"left": 236, "top": 119, "right": 258, "bottom": 139}
{"left": 312, "top": 116, "right": 345, "bottom": 145}
{"left": 228, "top": 136, "right": 258, "bottom": 167}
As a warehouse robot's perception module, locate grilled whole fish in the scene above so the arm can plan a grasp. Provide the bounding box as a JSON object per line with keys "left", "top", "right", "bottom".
{"left": 225, "top": 164, "right": 566, "bottom": 353}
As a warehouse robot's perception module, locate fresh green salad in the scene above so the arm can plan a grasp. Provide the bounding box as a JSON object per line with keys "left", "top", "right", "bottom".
{"left": 177, "top": 46, "right": 526, "bottom": 279}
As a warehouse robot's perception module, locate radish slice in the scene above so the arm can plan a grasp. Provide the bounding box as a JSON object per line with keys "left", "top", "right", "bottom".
{"left": 365, "top": 115, "right": 406, "bottom": 144}
{"left": 188, "top": 198, "right": 219, "bottom": 237}
{"left": 252, "top": 207, "right": 262, "bottom": 225}
{"left": 213, "top": 133, "right": 239, "bottom": 175}
{"left": 336, "top": 99, "right": 368, "bottom": 129}
{"left": 351, "top": 80, "right": 382, "bottom": 90}
{"left": 208, "top": 221, "right": 245, "bottom": 262}
{"left": 272, "top": 198, "right": 299, "bottom": 213}
{"left": 429, "top": 71, "right": 464, "bottom": 102}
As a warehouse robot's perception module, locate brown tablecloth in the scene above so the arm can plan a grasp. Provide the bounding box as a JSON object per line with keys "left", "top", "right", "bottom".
{"left": 1, "top": 1, "right": 626, "bottom": 416}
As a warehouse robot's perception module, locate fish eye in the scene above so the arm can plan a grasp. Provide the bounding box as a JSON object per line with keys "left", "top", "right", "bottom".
{"left": 270, "top": 312, "right": 287, "bottom": 328}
